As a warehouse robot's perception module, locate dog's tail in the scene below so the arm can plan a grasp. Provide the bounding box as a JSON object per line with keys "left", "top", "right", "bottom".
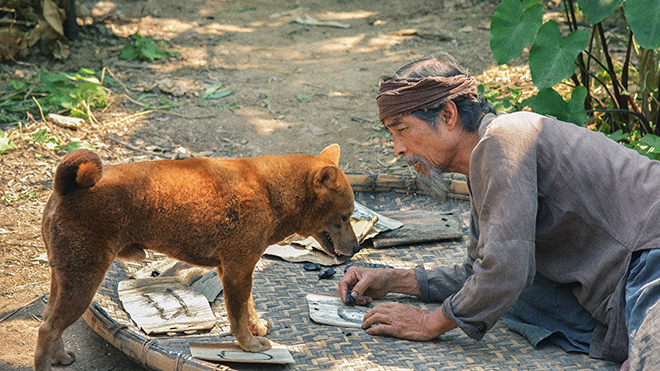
{"left": 53, "top": 149, "right": 104, "bottom": 196}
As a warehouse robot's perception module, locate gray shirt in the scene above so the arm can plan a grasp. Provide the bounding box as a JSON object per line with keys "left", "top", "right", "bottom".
{"left": 415, "top": 111, "right": 660, "bottom": 362}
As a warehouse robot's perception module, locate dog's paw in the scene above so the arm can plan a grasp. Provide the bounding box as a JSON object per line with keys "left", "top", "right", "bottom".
{"left": 52, "top": 351, "right": 75, "bottom": 366}
{"left": 249, "top": 317, "right": 271, "bottom": 336}
{"left": 241, "top": 336, "right": 272, "bottom": 353}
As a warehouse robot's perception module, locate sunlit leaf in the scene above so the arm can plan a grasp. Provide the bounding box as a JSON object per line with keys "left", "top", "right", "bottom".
{"left": 31, "top": 128, "right": 49, "bottom": 143}
{"left": 490, "top": 0, "right": 544, "bottom": 64}
{"left": 0, "top": 131, "right": 18, "bottom": 154}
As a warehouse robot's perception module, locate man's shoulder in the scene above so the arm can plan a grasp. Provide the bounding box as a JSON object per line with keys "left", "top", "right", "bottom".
{"left": 481, "top": 111, "right": 545, "bottom": 139}
{"left": 487, "top": 111, "right": 544, "bottom": 128}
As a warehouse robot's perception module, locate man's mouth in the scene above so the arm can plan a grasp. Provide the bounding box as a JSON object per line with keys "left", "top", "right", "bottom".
{"left": 411, "top": 161, "right": 429, "bottom": 177}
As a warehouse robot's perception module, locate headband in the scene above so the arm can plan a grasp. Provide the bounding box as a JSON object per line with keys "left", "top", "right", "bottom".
{"left": 376, "top": 75, "right": 479, "bottom": 122}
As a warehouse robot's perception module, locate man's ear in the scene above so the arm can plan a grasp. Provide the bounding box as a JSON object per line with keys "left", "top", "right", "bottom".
{"left": 441, "top": 100, "right": 459, "bottom": 131}
{"left": 319, "top": 144, "right": 340, "bottom": 165}
{"left": 313, "top": 165, "right": 341, "bottom": 193}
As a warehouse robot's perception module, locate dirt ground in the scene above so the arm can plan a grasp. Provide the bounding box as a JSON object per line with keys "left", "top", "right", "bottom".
{"left": 0, "top": 0, "right": 501, "bottom": 369}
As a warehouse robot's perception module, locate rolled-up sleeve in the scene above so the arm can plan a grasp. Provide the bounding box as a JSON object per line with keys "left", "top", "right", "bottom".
{"left": 415, "top": 261, "right": 474, "bottom": 302}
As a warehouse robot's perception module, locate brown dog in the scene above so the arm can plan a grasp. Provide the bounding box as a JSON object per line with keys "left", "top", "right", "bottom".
{"left": 35, "top": 144, "right": 359, "bottom": 371}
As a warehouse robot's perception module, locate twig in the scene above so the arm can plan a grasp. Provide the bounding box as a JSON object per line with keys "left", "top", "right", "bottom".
{"left": 32, "top": 96, "right": 47, "bottom": 123}
{"left": 153, "top": 109, "right": 215, "bottom": 119}
{"left": 105, "top": 134, "right": 172, "bottom": 159}
{"left": 102, "top": 109, "right": 154, "bottom": 128}
{"left": 101, "top": 109, "right": 215, "bottom": 129}
{"left": 0, "top": 295, "right": 45, "bottom": 323}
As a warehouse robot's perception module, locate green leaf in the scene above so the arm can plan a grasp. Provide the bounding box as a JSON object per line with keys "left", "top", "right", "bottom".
{"left": 639, "top": 134, "right": 660, "bottom": 149}
{"left": 490, "top": 0, "right": 544, "bottom": 65}
{"left": 534, "top": 87, "right": 569, "bottom": 119}
{"left": 41, "top": 72, "right": 70, "bottom": 85}
{"left": 138, "top": 93, "right": 158, "bottom": 101}
{"left": 577, "top": 0, "right": 624, "bottom": 24}
{"left": 10, "top": 80, "right": 25, "bottom": 90}
{"left": 157, "top": 96, "right": 178, "bottom": 108}
{"left": 295, "top": 93, "right": 313, "bottom": 100}
{"left": 533, "top": 86, "right": 587, "bottom": 125}
{"left": 608, "top": 129, "right": 628, "bottom": 142}
{"left": 566, "top": 86, "right": 588, "bottom": 126}
{"left": 31, "top": 128, "right": 49, "bottom": 143}
{"left": 0, "top": 131, "right": 18, "bottom": 154}
{"left": 529, "top": 21, "right": 589, "bottom": 89}
{"left": 119, "top": 44, "right": 140, "bottom": 60}
{"left": 62, "top": 141, "right": 95, "bottom": 153}
{"left": 139, "top": 39, "right": 168, "bottom": 62}
{"left": 203, "top": 83, "right": 225, "bottom": 99}
{"left": 625, "top": 0, "right": 660, "bottom": 49}
{"left": 204, "top": 90, "right": 235, "bottom": 100}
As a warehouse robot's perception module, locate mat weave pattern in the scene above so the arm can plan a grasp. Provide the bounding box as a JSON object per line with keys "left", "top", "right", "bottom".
{"left": 85, "top": 180, "right": 621, "bottom": 371}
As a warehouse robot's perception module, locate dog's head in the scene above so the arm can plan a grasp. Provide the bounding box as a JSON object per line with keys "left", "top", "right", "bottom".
{"left": 304, "top": 144, "right": 359, "bottom": 257}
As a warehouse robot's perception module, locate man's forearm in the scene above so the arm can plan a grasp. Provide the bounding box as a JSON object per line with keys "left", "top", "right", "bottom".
{"left": 390, "top": 269, "right": 422, "bottom": 297}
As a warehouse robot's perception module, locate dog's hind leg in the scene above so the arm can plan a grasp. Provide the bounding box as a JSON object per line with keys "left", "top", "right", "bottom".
{"left": 34, "top": 252, "right": 113, "bottom": 371}
{"left": 219, "top": 261, "right": 271, "bottom": 352}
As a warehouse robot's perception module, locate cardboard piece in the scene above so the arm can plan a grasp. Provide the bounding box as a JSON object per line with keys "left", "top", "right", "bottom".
{"left": 189, "top": 342, "right": 295, "bottom": 364}
{"left": 191, "top": 269, "right": 223, "bottom": 302}
{"left": 263, "top": 201, "right": 403, "bottom": 265}
{"left": 117, "top": 277, "right": 217, "bottom": 334}
{"left": 371, "top": 210, "right": 462, "bottom": 248}
{"left": 306, "top": 293, "right": 374, "bottom": 328}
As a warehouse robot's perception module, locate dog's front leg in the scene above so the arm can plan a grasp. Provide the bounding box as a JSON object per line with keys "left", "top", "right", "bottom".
{"left": 247, "top": 292, "right": 272, "bottom": 336}
{"left": 220, "top": 265, "right": 271, "bottom": 352}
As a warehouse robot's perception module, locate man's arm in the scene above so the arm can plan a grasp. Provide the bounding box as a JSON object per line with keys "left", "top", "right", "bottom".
{"left": 338, "top": 267, "right": 420, "bottom": 305}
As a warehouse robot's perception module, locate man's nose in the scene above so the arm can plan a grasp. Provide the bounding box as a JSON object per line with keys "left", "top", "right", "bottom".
{"left": 393, "top": 139, "right": 406, "bottom": 156}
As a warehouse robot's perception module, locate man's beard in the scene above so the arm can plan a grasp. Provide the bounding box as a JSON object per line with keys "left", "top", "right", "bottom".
{"left": 408, "top": 155, "right": 448, "bottom": 202}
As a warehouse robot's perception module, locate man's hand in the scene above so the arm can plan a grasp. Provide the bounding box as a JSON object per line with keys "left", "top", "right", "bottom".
{"left": 362, "top": 303, "right": 457, "bottom": 341}
{"left": 337, "top": 267, "right": 394, "bottom": 305}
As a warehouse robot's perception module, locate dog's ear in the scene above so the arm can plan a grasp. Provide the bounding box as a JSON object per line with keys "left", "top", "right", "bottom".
{"left": 313, "top": 165, "right": 342, "bottom": 193}
{"left": 319, "top": 144, "right": 340, "bottom": 165}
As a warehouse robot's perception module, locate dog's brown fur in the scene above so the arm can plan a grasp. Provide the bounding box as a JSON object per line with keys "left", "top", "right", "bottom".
{"left": 35, "top": 144, "right": 358, "bottom": 371}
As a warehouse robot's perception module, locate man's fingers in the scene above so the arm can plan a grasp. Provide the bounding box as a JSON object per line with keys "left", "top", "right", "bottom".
{"left": 356, "top": 295, "right": 372, "bottom": 306}
{"left": 362, "top": 304, "right": 392, "bottom": 328}
{"left": 365, "top": 323, "right": 394, "bottom": 336}
{"left": 337, "top": 267, "right": 360, "bottom": 301}
{"left": 350, "top": 272, "right": 376, "bottom": 298}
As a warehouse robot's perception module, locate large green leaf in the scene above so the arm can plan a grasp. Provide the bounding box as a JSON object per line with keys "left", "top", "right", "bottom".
{"left": 529, "top": 21, "right": 590, "bottom": 89}
{"left": 490, "top": 0, "right": 544, "bottom": 65}
{"left": 577, "top": 0, "right": 624, "bottom": 24}
{"left": 566, "top": 86, "right": 588, "bottom": 126}
{"left": 625, "top": 0, "right": 660, "bottom": 49}
{"left": 533, "top": 86, "right": 588, "bottom": 125}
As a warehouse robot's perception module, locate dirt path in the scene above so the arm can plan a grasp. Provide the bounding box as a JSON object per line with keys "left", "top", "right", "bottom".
{"left": 0, "top": 0, "right": 498, "bottom": 369}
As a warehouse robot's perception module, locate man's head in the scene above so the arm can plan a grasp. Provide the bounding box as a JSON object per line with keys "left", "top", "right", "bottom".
{"left": 377, "top": 52, "right": 494, "bottom": 180}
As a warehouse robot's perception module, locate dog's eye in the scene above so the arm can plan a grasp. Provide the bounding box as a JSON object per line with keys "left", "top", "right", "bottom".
{"left": 341, "top": 216, "right": 349, "bottom": 222}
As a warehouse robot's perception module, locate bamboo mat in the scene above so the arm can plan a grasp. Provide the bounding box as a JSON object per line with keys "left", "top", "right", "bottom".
{"left": 84, "top": 174, "right": 620, "bottom": 371}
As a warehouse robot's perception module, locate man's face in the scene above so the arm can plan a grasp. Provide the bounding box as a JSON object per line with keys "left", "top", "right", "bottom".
{"left": 383, "top": 114, "right": 457, "bottom": 176}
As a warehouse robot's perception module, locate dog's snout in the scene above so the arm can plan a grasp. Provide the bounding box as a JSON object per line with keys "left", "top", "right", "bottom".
{"left": 352, "top": 244, "right": 362, "bottom": 255}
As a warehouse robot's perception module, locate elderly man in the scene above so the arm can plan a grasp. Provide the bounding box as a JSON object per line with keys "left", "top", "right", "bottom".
{"left": 338, "top": 52, "right": 660, "bottom": 370}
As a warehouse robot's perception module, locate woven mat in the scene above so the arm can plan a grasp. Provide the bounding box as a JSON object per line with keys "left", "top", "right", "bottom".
{"left": 85, "top": 188, "right": 620, "bottom": 371}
